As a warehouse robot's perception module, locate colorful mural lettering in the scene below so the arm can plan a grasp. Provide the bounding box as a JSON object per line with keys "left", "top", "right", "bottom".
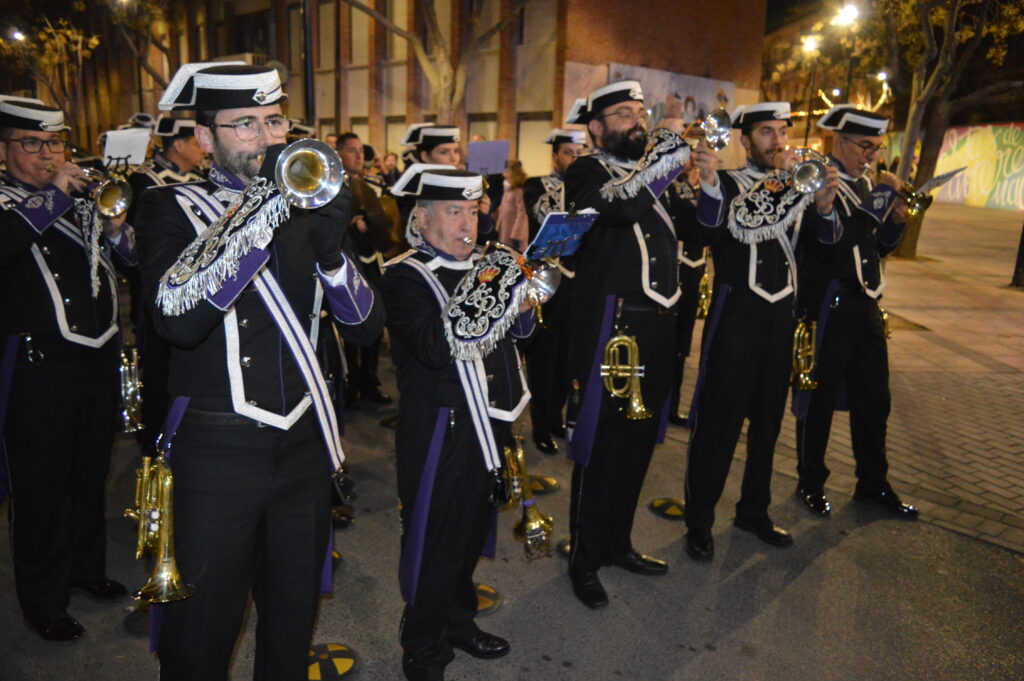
{"left": 934, "top": 122, "right": 1024, "bottom": 213}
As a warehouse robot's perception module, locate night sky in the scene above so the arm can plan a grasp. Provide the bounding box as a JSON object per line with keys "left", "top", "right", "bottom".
{"left": 766, "top": 0, "right": 830, "bottom": 33}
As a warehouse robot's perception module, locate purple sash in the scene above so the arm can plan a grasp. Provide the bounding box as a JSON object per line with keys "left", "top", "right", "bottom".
{"left": 567, "top": 295, "right": 616, "bottom": 467}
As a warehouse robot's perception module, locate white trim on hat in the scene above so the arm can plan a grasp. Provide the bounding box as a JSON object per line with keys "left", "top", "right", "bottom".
{"left": 419, "top": 126, "right": 461, "bottom": 143}
{"left": 391, "top": 163, "right": 457, "bottom": 196}
{"left": 587, "top": 80, "right": 644, "bottom": 109}
{"left": 0, "top": 100, "right": 69, "bottom": 132}
{"left": 155, "top": 116, "right": 197, "bottom": 137}
{"left": 564, "top": 98, "right": 587, "bottom": 125}
{"left": 0, "top": 95, "right": 44, "bottom": 106}
{"left": 544, "top": 128, "right": 586, "bottom": 145}
{"left": 818, "top": 106, "right": 889, "bottom": 135}
{"left": 400, "top": 123, "right": 433, "bottom": 146}
{"left": 159, "top": 61, "right": 246, "bottom": 111}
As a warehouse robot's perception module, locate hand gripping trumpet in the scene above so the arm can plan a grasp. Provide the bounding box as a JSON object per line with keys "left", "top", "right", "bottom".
{"left": 119, "top": 345, "right": 144, "bottom": 433}
{"left": 789, "top": 148, "right": 832, "bottom": 194}
{"left": 791, "top": 319, "right": 818, "bottom": 391}
{"left": 503, "top": 436, "right": 554, "bottom": 560}
{"left": 600, "top": 334, "right": 652, "bottom": 420}
{"left": 123, "top": 453, "right": 195, "bottom": 603}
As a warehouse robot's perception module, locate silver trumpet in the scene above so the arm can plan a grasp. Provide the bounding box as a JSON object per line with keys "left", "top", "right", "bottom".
{"left": 119, "top": 345, "right": 144, "bottom": 433}
{"left": 81, "top": 168, "right": 133, "bottom": 218}
{"left": 790, "top": 148, "right": 831, "bottom": 194}
{"left": 682, "top": 108, "right": 732, "bottom": 150}
{"left": 273, "top": 139, "right": 346, "bottom": 209}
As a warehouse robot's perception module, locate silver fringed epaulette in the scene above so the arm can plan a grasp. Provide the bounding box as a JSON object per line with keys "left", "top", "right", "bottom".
{"left": 727, "top": 170, "right": 812, "bottom": 244}
{"left": 156, "top": 176, "right": 288, "bottom": 316}
{"left": 599, "top": 128, "right": 691, "bottom": 202}
{"left": 442, "top": 249, "right": 528, "bottom": 361}
{"left": 73, "top": 198, "right": 103, "bottom": 298}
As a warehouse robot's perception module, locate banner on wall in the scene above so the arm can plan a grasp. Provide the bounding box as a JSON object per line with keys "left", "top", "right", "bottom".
{"left": 608, "top": 64, "right": 736, "bottom": 126}
{"left": 933, "top": 122, "right": 1024, "bottom": 213}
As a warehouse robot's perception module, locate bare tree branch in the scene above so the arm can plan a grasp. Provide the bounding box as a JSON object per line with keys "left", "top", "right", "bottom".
{"left": 338, "top": 0, "right": 439, "bottom": 89}
{"left": 950, "top": 79, "right": 1024, "bottom": 112}
{"left": 115, "top": 21, "right": 168, "bottom": 88}
{"left": 472, "top": 0, "right": 530, "bottom": 49}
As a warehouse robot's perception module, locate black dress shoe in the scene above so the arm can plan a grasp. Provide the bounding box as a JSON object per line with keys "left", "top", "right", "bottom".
{"left": 364, "top": 387, "right": 394, "bottom": 405}
{"left": 569, "top": 568, "right": 609, "bottom": 609}
{"left": 685, "top": 530, "right": 714, "bottom": 561}
{"left": 733, "top": 517, "right": 794, "bottom": 547}
{"left": 796, "top": 485, "right": 831, "bottom": 516}
{"left": 604, "top": 549, "right": 668, "bottom": 575}
{"left": 27, "top": 613, "right": 84, "bottom": 642}
{"left": 71, "top": 578, "right": 127, "bottom": 600}
{"left": 551, "top": 424, "right": 566, "bottom": 439}
{"left": 854, "top": 488, "right": 919, "bottom": 518}
{"left": 533, "top": 435, "right": 558, "bottom": 454}
{"left": 402, "top": 653, "right": 445, "bottom": 681}
{"left": 331, "top": 505, "right": 354, "bottom": 529}
{"left": 447, "top": 629, "right": 510, "bottom": 659}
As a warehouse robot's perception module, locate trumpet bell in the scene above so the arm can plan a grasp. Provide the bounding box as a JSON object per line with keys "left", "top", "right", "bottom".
{"left": 701, "top": 108, "right": 732, "bottom": 151}
{"left": 274, "top": 139, "right": 345, "bottom": 209}
{"left": 82, "top": 168, "right": 133, "bottom": 218}
{"left": 791, "top": 148, "right": 830, "bottom": 194}
{"left": 524, "top": 262, "right": 561, "bottom": 306}
{"left": 133, "top": 558, "right": 196, "bottom": 603}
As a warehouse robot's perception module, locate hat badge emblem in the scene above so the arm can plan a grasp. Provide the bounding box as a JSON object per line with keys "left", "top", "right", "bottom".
{"left": 254, "top": 90, "right": 267, "bottom": 104}
{"left": 629, "top": 87, "right": 642, "bottom": 100}
{"left": 463, "top": 186, "right": 483, "bottom": 200}
{"left": 773, "top": 110, "right": 784, "bottom": 119}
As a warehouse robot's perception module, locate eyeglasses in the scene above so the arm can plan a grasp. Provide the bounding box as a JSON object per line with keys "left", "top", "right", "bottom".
{"left": 3, "top": 137, "right": 68, "bottom": 153}
{"left": 209, "top": 115, "right": 290, "bottom": 141}
{"left": 841, "top": 136, "right": 887, "bottom": 154}
{"left": 597, "top": 107, "right": 652, "bottom": 125}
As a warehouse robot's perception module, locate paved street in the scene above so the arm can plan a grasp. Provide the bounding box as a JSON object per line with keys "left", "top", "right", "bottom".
{"left": 1, "top": 203, "right": 1022, "bottom": 680}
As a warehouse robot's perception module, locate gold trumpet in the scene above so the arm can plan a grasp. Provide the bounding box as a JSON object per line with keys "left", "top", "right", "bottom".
{"left": 503, "top": 436, "right": 554, "bottom": 561}
{"left": 600, "top": 334, "right": 651, "bottom": 420}
{"left": 124, "top": 455, "right": 195, "bottom": 603}
{"left": 792, "top": 320, "right": 818, "bottom": 391}
{"left": 696, "top": 272, "right": 712, "bottom": 320}
{"left": 119, "top": 345, "right": 144, "bottom": 433}
{"left": 897, "top": 187, "right": 933, "bottom": 217}
{"left": 81, "top": 168, "right": 133, "bottom": 218}
{"left": 879, "top": 306, "right": 893, "bottom": 339}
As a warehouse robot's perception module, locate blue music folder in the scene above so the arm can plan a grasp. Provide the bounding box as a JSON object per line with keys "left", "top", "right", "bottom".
{"left": 525, "top": 209, "right": 599, "bottom": 260}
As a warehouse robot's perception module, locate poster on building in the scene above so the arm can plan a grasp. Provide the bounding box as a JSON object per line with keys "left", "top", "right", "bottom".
{"left": 608, "top": 64, "right": 736, "bottom": 125}
{"left": 933, "top": 122, "right": 1024, "bottom": 213}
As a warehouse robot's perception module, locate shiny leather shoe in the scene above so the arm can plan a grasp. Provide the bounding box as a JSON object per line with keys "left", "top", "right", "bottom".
{"left": 854, "top": 488, "right": 919, "bottom": 519}
{"left": 448, "top": 629, "right": 510, "bottom": 659}
{"left": 533, "top": 435, "right": 558, "bottom": 454}
{"left": 733, "top": 517, "right": 794, "bottom": 547}
{"left": 27, "top": 613, "right": 84, "bottom": 642}
{"left": 604, "top": 549, "right": 668, "bottom": 576}
{"left": 796, "top": 486, "right": 832, "bottom": 516}
{"left": 402, "top": 653, "right": 445, "bottom": 681}
{"left": 569, "top": 568, "right": 609, "bottom": 609}
{"left": 685, "top": 530, "right": 714, "bottom": 562}
{"left": 71, "top": 578, "right": 127, "bottom": 600}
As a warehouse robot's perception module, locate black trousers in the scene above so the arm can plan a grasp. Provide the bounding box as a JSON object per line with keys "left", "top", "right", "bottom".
{"left": 5, "top": 342, "right": 118, "bottom": 621}
{"left": 344, "top": 333, "right": 383, "bottom": 394}
{"left": 156, "top": 409, "right": 331, "bottom": 681}
{"left": 524, "top": 282, "right": 573, "bottom": 438}
{"left": 569, "top": 305, "right": 675, "bottom": 572}
{"left": 396, "top": 405, "right": 505, "bottom": 670}
{"left": 670, "top": 264, "right": 704, "bottom": 414}
{"left": 139, "top": 308, "right": 171, "bottom": 454}
{"left": 684, "top": 289, "right": 793, "bottom": 533}
{"left": 796, "top": 291, "right": 891, "bottom": 494}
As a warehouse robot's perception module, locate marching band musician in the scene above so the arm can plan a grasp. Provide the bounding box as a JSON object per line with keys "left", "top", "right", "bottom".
{"left": 792, "top": 106, "right": 918, "bottom": 519}
{"left": 136, "top": 62, "right": 384, "bottom": 680}
{"left": 0, "top": 97, "right": 136, "bottom": 641}
{"left": 564, "top": 81, "right": 691, "bottom": 608}
{"left": 382, "top": 164, "right": 536, "bottom": 681}
{"left": 521, "top": 129, "right": 585, "bottom": 453}
{"left": 682, "top": 101, "right": 840, "bottom": 561}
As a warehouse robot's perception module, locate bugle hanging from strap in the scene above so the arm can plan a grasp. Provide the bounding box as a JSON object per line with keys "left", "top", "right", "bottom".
{"left": 503, "top": 435, "right": 554, "bottom": 561}
{"left": 792, "top": 319, "right": 818, "bottom": 392}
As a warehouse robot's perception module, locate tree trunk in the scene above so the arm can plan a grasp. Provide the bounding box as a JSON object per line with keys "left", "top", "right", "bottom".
{"left": 892, "top": 99, "right": 951, "bottom": 258}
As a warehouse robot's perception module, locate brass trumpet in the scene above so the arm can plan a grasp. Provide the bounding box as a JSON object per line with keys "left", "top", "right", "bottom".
{"left": 503, "top": 436, "right": 554, "bottom": 560}
{"left": 81, "top": 168, "right": 133, "bottom": 218}
{"left": 273, "top": 139, "right": 346, "bottom": 209}
{"left": 600, "top": 334, "right": 651, "bottom": 420}
{"left": 696, "top": 272, "right": 712, "bottom": 320}
{"left": 897, "top": 187, "right": 933, "bottom": 217}
{"left": 119, "top": 345, "right": 144, "bottom": 433}
{"left": 124, "top": 455, "right": 195, "bottom": 603}
{"left": 792, "top": 320, "right": 818, "bottom": 391}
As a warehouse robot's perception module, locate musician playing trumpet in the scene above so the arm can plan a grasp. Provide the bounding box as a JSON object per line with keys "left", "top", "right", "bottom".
{"left": 136, "top": 62, "right": 384, "bottom": 680}
{"left": 0, "top": 97, "right": 136, "bottom": 642}
{"left": 792, "top": 105, "right": 917, "bottom": 519}
{"left": 381, "top": 164, "right": 537, "bottom": 681}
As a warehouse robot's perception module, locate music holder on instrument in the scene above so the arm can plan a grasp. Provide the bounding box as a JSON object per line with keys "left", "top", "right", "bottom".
{"left": 524, "top": 208, "right": 599, "bottom": 261}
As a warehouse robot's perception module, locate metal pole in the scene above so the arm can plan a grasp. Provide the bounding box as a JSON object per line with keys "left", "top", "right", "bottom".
{"left": 301, "top": 0, "right": 315, "bottom": 124}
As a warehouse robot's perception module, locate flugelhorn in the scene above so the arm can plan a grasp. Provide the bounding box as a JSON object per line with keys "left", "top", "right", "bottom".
{"left": 503, "top": 436, "right": 554, "bottom": 560}
{"left": 682, "top": 108, "right": 732, "bottom": 150}
{"left": 790, "top": 148, "right": 831, "bottom": 194}
{"left": 124, "top": 454, "right": 195, "bottom": 603}
{"left": 273, "top": 139, "right": 346, "bottom": 209}
{"left": 119, "top": 345, "right": 144, "bottom": 433}
{"left": 81, "top": 167, "right": 133, "bottom": 218}
{"left": 792, "top": 320, "right": 818, "bottom": 391}
{"left": 600, "top": 334, "right": 651, "bottom": 420}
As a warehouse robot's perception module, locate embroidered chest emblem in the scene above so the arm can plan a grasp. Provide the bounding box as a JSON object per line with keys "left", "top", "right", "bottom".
{"left": 478, "top": 266, "right": 500, "bottom": 283}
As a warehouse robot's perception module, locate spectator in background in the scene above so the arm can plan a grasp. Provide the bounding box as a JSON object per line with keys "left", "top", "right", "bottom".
{"left": 496, "top": 160, "right": 529, "bottom": 252}
{"left": 382, "top": 152, "right": 399, "bottom": 186}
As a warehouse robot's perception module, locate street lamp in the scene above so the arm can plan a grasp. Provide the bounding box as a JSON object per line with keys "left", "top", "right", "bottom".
{"left": 834, "top": 4, "right": 859, "bottom": 27}
{"left": 802, "top": 34, "right": 821, "bottom": 53}
{"left": 11, "top": 29, "right": 25, "bottom": 41}
{"left": 877, "top": 71, "right": 889, "bottom": 81}
{"left": 832, "top": 88, "right": 842, "bottom": 97}
{"left": 801, "top": 35, "right": 822, "bottom": 144}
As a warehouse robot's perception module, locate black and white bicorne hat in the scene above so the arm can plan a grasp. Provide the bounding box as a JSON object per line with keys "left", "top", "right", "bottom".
{"left": 154, "top": 116, "right": 197, "bottom": 140}
{"left": 0, "top": 97, "right": 70, "bottom": 132}
{"left": 575, "top": 81, "right": 645, "bottom": 124}
{"left": 729, "top": 102, "right": 793, "bottom": 130}
{"left": 159, "top": 61, "right": 287, "bottom": 111}
{"left": 544, "top": 128, "right": 586, "bottom": 146}
{"left": 128, "top": 112, "right": 157, "bottom": 129}
{"left": 289, "top": 119, "right": 316, "bottom": 138}
{"left": 391, "top": 163, "right": 484, "bottom": 201}
{"left": 564, "top": 98, "right": 588, "bottom": 125}
{"left": 817, "top": 105, "right": 889, "bottom": 136}
{"left": 403, "top": 126, "right": 461, "bottom": 153}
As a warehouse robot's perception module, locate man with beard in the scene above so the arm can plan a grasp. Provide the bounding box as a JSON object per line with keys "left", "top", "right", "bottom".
{"left": 564, "top": 81, "right": 693, "bottom": 608}
{"left": 136, "top": 62, "right": 384, "bottom": 680}
{"left": 521, "top": 128, "right": 586, "bottom": 453}
{"left": 792, "top": 105, "right": 917, "bottom": 519}
{"left": 682, "top": 102, "right": 840, "bottom": 562}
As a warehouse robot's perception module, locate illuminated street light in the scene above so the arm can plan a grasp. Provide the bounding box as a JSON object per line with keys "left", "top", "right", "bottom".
{"left": 11, "top": 29, "right": 25, "bottom": 41}
{"left": 802, "top": 34, "right": 821, "bottom": 53}
{"left": 832, "top": 88, "right": 842, "bottom": 97}
{"left": 877, "top": 71, "right": 889, "bottom": 81}
{"left": 835, "top": 4, "right": 860, "bottom": 27}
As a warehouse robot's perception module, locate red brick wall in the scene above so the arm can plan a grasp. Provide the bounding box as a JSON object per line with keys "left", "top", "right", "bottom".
{"left": 565, "top": 0, "right": 766, "bottom": 90}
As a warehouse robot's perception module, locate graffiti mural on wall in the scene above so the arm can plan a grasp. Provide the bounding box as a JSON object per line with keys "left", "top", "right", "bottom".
{"left": 934, "top": 122, "right": 1024, "bottom": 212}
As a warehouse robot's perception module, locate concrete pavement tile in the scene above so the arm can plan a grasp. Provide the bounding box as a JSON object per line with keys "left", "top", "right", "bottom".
{"left": 957, "top": 500, "right": 1009, "bottom": 521}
